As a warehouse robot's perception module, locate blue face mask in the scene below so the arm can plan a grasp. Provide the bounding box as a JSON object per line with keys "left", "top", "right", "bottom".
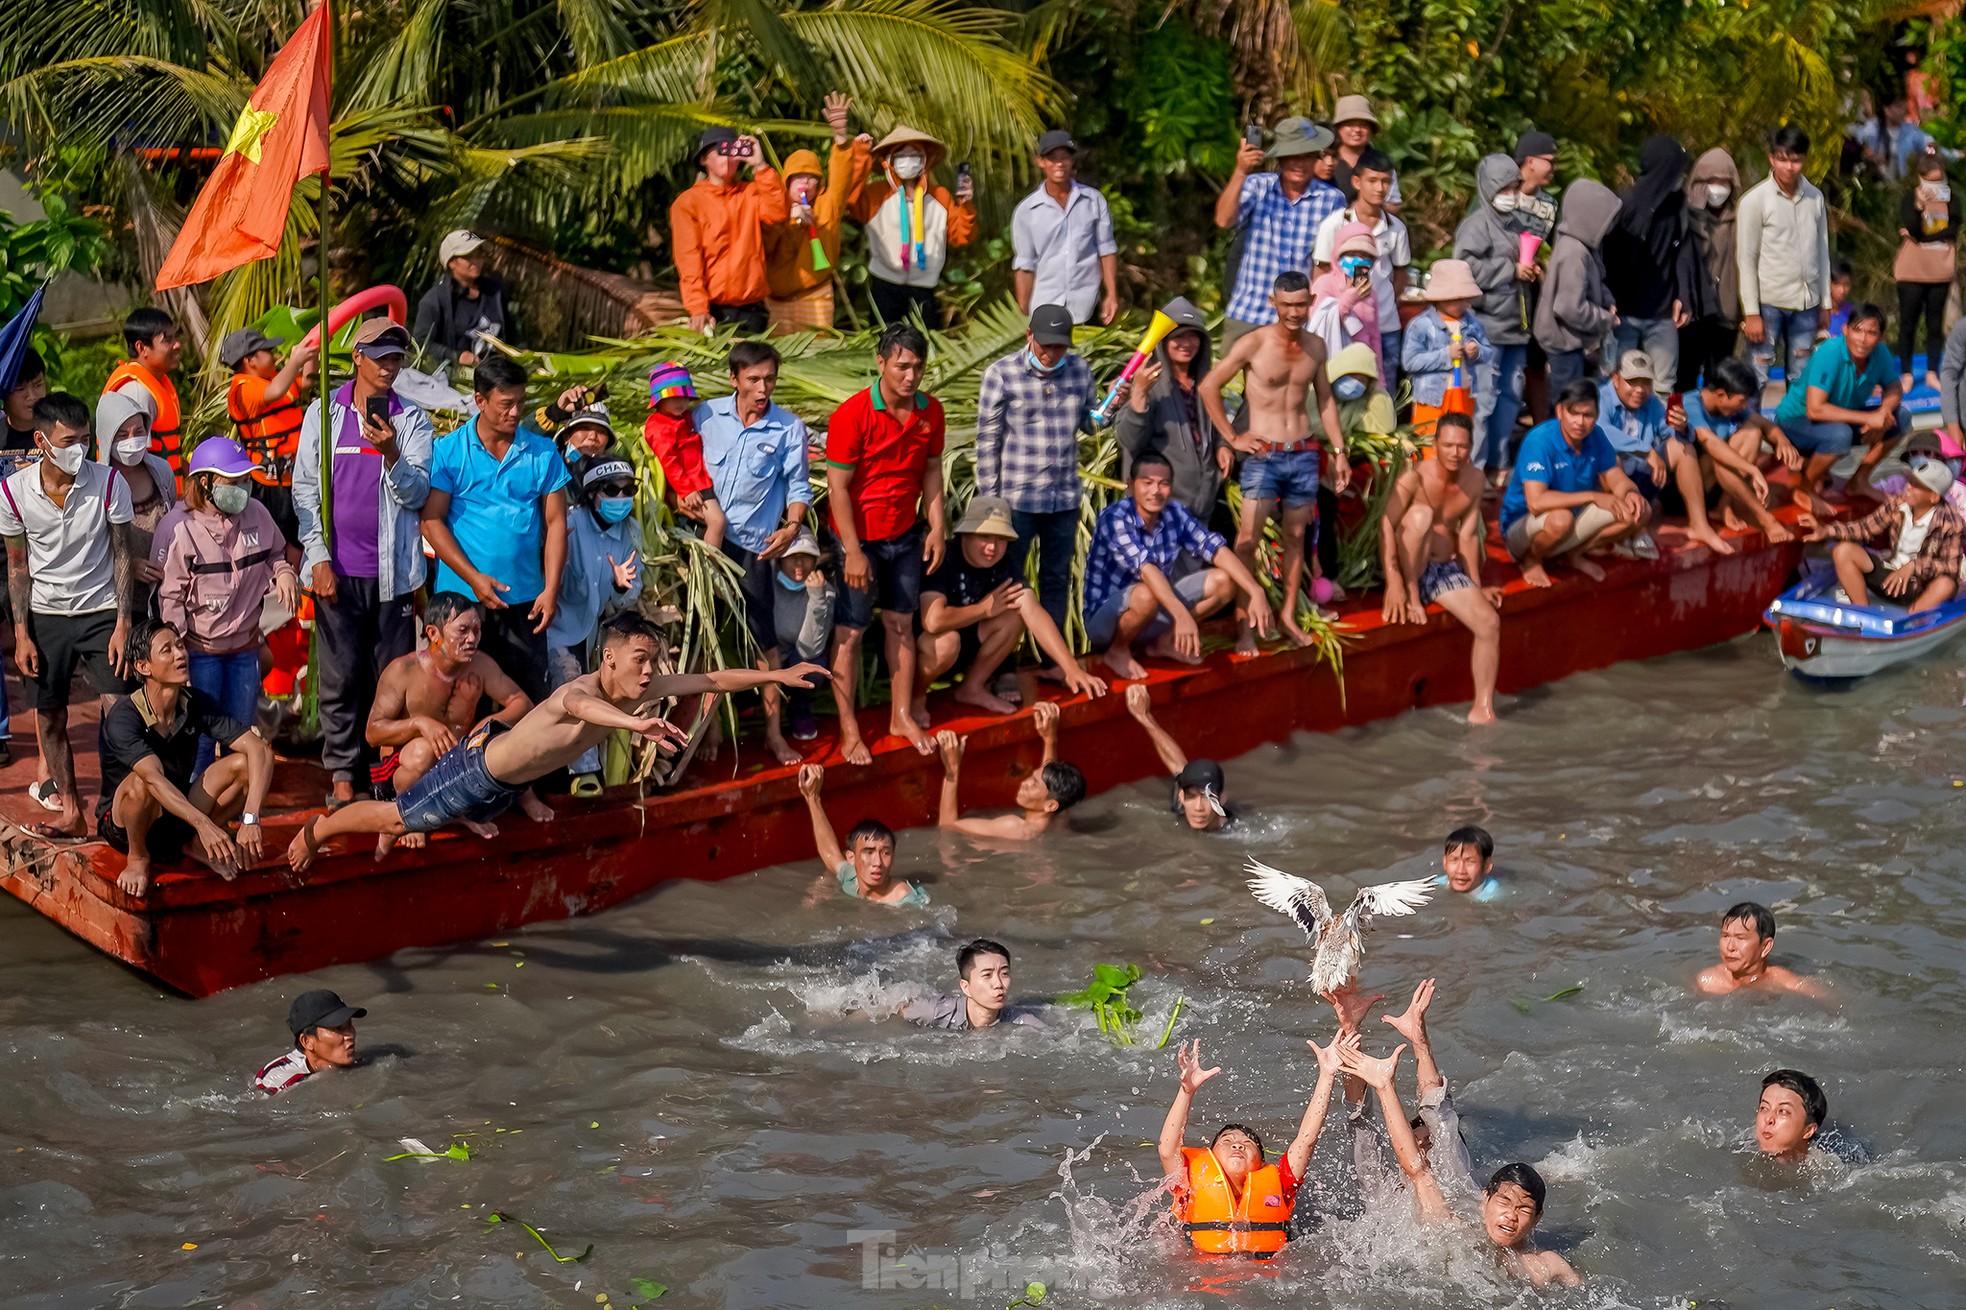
{"left": 776, "top": 568, "right": 809, "bottom": 592}
{"left": 1027, "top": 349, "right": 1065, "bottom": 374}
{"left": 1333, "top": 376, "right": 1367, "bottom": 401}
{"left": 595, "top": 495, "right": 635, "bottom": 525}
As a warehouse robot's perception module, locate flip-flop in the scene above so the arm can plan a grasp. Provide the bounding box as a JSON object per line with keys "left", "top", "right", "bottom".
{"left": 27, "top": 780, "right": 61, "bottom": 812}
{"left": 28, "top": 821, "right": 88, "bottom": 844}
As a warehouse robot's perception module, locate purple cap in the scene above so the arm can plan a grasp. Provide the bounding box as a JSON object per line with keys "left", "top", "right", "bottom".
{"left": 187, "top": 436, "right": 256, "bottom": 479}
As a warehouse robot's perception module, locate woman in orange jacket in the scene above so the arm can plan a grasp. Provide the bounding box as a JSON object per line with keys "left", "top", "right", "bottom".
{"left": 849, "top": 124, "right": 977, "bottom": 327}
{"left": 764, "top": 92, "right": 873, "bottom": 333}
{"left": 670, "top": 127, "right": 789, "bottom": 335}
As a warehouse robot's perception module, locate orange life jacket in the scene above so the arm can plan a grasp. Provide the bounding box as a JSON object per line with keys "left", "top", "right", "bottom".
{"left": 104, "top": 361, "right": 184, "bottom": 474}
{"left": 1175, "top": 1146, "right": 1293, "bottom": 1259}
{"left": 226, "top": 372, "right": 306, "bottom": 486}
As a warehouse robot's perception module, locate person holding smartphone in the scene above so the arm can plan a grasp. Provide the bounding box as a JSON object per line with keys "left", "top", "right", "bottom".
{"left": 671, "top": 126, "right": 788, "bottom": 335}
{"left": 292, "top": 317, "right": 436, "bottom": 809}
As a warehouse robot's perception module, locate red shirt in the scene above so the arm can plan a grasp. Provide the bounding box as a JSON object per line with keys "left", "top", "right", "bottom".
{"left": 825, "top": 384, "right": 945, "bottom": 544}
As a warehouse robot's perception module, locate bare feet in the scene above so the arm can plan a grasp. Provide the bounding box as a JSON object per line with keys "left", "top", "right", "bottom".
{"left": 1721, "top": 506, "right": 1749, "bottom": 534}
{"left": 116, "top": 855, "right": 152, "bottom": 896}
{"left": 1520, "top": 561, "right": 1553, "bottom": 588}
{"left": 1466, "top": 702, "right": 1498, "bottom": 725}
{"left": 1234, "top": 627, "right": 1259, "bottom": 658}
{"left": 1571, "top": 555, "right": 1607, "bottom": 582}
{"left": 1759, "top": 515, "right": 1795, "bottom": 544}
{"left": 401, "top": 831, "right": 427, "bottom": 850}
{"left": 1101, "top": 646, "right": 1148, "bottom": 681}
{"left": 837, "top": 731, "right": 872, "bottom": 767}
{"left": 518, "top": 790, "right": 555, "bottom": 824}
{"left": 891, "top": 713, "right": 935, "bottom": 756}
{"left": 374, "top": 832, "right": 397, "bottom": 862}
{"left": 33, "top": 809, "right": 87, "bottom": 840}
{"left": 765, "top": 731, "right": 804, "bottom": 767}
{"left": 1280, "top": 619, "right": 1317, "bottom": 649}
{"left": 1145, "top": 635, "right": 1205, "bottom": 666}
{"left": 463, "top": 819, "right": 501, "bottom": 840}
{"left": 288, "top": 815, "right": 323, "bottom": 873}
{"left": 1687, "top": 525, "right": 1737, "bottom": 556}
{"left": 953, "top": 681, "right": 1018, "bottom": 715}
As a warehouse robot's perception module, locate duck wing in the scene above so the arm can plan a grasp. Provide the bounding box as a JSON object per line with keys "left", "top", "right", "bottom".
{"left": 1312, "top": 878, "right": 1435, "bottom": 994}
{"left": 1348, "top": 877, "right": 1436, "bottom": 924}
{"left": 1245, "top": 858, "right": 1333, "bottom": 942}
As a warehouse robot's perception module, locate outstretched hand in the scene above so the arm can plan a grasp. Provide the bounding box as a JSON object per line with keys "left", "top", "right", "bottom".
{"left": 1338, "top": 1040, "right": 1406, "bottom": 1091}
{"left": 1176, "top": 1039, "right": 1222, "bottom": 1094}
{"left": 1382, "top": 977, "right": 1435, "bottom": 1045}
{"left": 1306, "top": 1029, "right": 1357, "bottom": 1076}
{"left": 1321, "top": 983, "right": 1384, "bottom": 1035}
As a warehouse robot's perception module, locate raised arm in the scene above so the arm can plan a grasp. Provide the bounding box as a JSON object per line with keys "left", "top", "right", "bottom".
{"left": 649, "top": 662, "right": 825, "bottom": 700}
{"left": 1124, "top": 682, "right": 1188, "bottom": 776}
{"left": 1284, "top": 1032, "right": 1346, "bottom": 1180}
{"left": 1339, "top": 1041, "right": 1451, "bottom": 1221}
{"left": 1382, "top": 977, "right": 1443, "bottom": 1093}
{"left": 797, "top": 762, "right": 845, "bottom": 872}
{"left": 1159, "top": 1040, "right": 1220, "bottom": 1178}
{"left": 1033, "top": 699, "right": 1059, "bottom": 766}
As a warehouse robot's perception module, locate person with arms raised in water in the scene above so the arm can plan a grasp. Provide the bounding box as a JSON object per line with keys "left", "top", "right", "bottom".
{"left": 934, "top": 700, "right": 1086, "bottom": 841}
{"left": 1696, "top": 902, "right": 1832, "bottom": 1000}
{"left": 1379, "top": 412, "right": 1504, "bottom": 723}
{"left": 797, "top": 761, "right": 928, "bottom": 907}
{"left": 1200, "top": 271, "right": 1350, "bottom": 653}
{"left": 1157, "top": 1035, "right": 1345, "bottom": 1260}
{"left": 1331, "top": 981, "right": 1478, "bottom": 1201}
{"left": 289, "top": 613, "right": 823, "bottom": 869}
{"left": 1124, "top": 683, "right": 1232, "bottom": 831}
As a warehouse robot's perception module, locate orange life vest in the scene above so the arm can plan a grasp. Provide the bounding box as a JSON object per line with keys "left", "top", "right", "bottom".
{"left": 1175, "top": 1146, "right": 1293, "bottom": 1259}
{"left": 103, "top": 361, "right": 184, "bottom": 473}
{"left": 226, "top": 372, "right": 306, "bottom": 486}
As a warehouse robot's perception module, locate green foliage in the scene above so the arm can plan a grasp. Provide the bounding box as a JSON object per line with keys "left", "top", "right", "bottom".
{"left": 1059, "top": 961, "right": 1145, "bottom": 1043}
{"left": 0, "top": 193, "right": 111, "bottom": 318}
{"left": 1126, "top": 20, "right": 1236, "bottom": 182}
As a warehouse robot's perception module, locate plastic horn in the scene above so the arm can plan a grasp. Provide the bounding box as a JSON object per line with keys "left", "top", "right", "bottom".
{"left": 1091, "top": 309, "right": 1180, "bottom": 423}
{"left": 1518, "top": 232, "right": 1544, "bottom": 266}
{"left": 808, "top": 231, "right": 831, "bottom": 272}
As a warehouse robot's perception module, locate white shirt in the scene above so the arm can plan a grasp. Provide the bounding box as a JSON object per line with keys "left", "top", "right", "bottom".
{"left": 1884, "top": 502, "right": 1939, "bottom": 572}
{"left": 1011, "top": 181, "right": 1118, "bottom": 323}
{"left": 0, "top": 459, "right": 134, "bottom": 615}
{"left": 1313, "top": 207, "right": 1411, "bottom": 329}
{"left": 1735, "top": 175, "right": 1832, "bottom": 315}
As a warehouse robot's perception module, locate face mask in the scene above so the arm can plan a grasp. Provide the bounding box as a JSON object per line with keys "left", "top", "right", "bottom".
{"left": 1926, "top": 182, "right": 1951, "bottom": 203}
{"left": 1492, "top": 192, "right": 1521, "bottom": 214}
{"left": 113, "top": 436, "right": 151, "bottom": 465}
{"left": 211, "top": 482, "right": 251, "bottom": 515}
{"left": 595, "top": 495, "right": 635, "bottom": 525}
{"left": 1705, "top": 184, "right": 1731, "bottom": 207}
{"left": 891, "top": 153, "right": 925, "bottom": 181}
{"left": 41, "top": 440, "right": 85, "bottom": 475}
{"left": 776, "top": 568, "right": 810, "bottom": 593}
{"left": 1027, "top": 350, "right": 1064, "bottom": 374}
{"left": 1333, "top": 376, "right": 1368, "bottom": 401}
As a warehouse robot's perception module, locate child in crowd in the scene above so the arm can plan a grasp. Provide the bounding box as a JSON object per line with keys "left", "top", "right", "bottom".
{"left": 1440, "top": 825, "right": 1502, "bottom": 900}
{"left": 797, "top": 761, "right": 928, "bottom": 906}
{"left": 1402, "top": 259, "right": 1490, "bottom": 437}
{"left": 642, "top": 362, "right": 726, "bottom": 548}
{"left": 1827, "top": 259, "right": 1854, "bottom": 338}
{"left": 769, "top": 528, "right": 835, "bottom": 751}
{"left": 1800, "top": 455, "right": 1961, "bottom": 612}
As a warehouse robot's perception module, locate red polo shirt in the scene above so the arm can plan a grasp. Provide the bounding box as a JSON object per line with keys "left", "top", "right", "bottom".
{"left": 825, "top": 383, "right": 945, "bottom": 543}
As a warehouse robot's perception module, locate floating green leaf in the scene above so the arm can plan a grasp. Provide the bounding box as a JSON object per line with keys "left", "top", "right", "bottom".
{"left": 1543, "top": 985, "right": 1585, "bottom": 1002}
{"left": 384, "top": 1141, "right": 471, "bottom": 1162}
{"left": 485, "top": 1210, "right": 592, "bottom": 1263}
{"left": 629, "top": 1276, "right": 667, "bottom": 1301}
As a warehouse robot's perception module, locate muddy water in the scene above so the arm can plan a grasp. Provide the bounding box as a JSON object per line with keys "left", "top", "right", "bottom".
{"left": 4, "top": 635, "right": 1965, "bottom": 1309}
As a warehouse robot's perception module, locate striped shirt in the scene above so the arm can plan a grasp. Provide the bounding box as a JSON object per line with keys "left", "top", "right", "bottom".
{"left": 974, "top": 350, "right": 1099, "bottom": 514}
{"left": 1227, "top": 173, "right": 1344, "bottom": 324}
{"left": 254, "top": 1048, "right": 315, "bottom": 1096}
{"left": 1084, "top": 496, "right": 1226, "bottom": 614}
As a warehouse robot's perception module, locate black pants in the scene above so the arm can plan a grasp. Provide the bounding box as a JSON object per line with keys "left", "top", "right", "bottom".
{"left": 1675, "top": 316, "right": 1739, "bottom": 392}
{"left": 315, "top": 575, "right": 416, "bottom": 784}
{"left": 870, "top": 279, "right": 937, "bottom": 328}
{"left": 1316, "top": 483, "right": 1340, "bottom": 582}
{"left": 1897, "top": 281, "right": 1949, "bottom": 373}
{"left": 480, "top": 603, "right": 551, "bottom": 706}
{"left": 711, "top": 301, "right": 769, "bottom": 335}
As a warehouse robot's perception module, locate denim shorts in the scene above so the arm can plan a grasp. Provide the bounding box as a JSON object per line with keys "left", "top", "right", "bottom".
{"left": 1780, "top": 411, "right": 1905, "bottom": 458}
{"left": 1084, "top": 568, "right": 1216, "bottom": 648}
{"left": 835, "top": 520, "right": 926, "bottom": 630}
{"left": 1417, "top": 559, "right": 1475, "bottom": 605}
{"left": 1239, "top": 446, "right": 1320, "bottom": 509}
{"left": 394, "top": 719, "right": 525, "bottom": 833}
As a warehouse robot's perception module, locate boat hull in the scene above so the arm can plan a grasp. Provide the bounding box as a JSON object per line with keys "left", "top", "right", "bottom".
{"left": 1766, "top": 575, "right": 1966, "bottom": 679}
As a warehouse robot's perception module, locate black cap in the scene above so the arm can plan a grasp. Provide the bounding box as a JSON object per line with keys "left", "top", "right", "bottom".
{"left": 1028, "top": 303, "right": 1074, "bottom": 346}
{"left": 1036, "top": 129, "right": 1077, "bottom": 156}
{"left": 1175, "top": 759, "right": 1225, "bottom": 794}
{"left": 1513, "top": 130, "right": 1557, "bottom": 164}
{"left": 288, "top": 989, "right": 366, "bottom": 1037}
{"left": 695, "top": 125, "right": 738, "bottom": 159}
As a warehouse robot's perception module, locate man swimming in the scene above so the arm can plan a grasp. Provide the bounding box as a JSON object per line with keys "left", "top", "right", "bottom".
{"left": 933, "top": 700, "right": 1086, "bottom": 840}
{"left": 898, "top": 938, "right": 1046, "bottom": 1030}
{"left": 1439, "top": 825, "right": 1501, "bottom": 899}
{"left": 1696, "top": 902, "right": 1832, "bottom": 1000}
{"left": 1754, "top": 1068, "right": 1828, "bottom": 1163}
{"left": 289, "top": 613, "right": 824, "bottom": 869}
{"left": 798, "top": 761, "right": 928, "bottom": 907}
{"left": 1124, "top": 684, "right": 1231, "bottom": 831}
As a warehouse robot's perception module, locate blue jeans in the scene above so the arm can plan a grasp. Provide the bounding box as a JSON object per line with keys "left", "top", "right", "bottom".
{"left": 189, "top": 648, "right": 260, "bottom": 777}
{"left": 1085, "top": 569, "right": 1216, "bottom": 649}
{"left": 396, "top": 720, "right": 523, "bottom": 833}
{"left": 1007, "top": 507, "right": 1078, "bottom": 636}
{"left": 1610, "top": 316, "right": 1680, "bottom": 392}
{"left": 1546, "top": 348, "right": 1592, "bottom": 394}
{"left": 1779, "top": 409, "right": 1906, "bottom": 459}
{"left": 1379, "top": 329, "right": 1404, "bottom": 387}
{"left": 1750, "top": 304, "right": 1820, "bottom": 387}
{"left": 1473, "top": 342, "right": 1528, "bottom": 470}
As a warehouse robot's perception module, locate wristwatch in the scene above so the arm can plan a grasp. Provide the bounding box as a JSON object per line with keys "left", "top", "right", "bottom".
{"left": 240, "top": 813, "right": 260, "bottom": 826}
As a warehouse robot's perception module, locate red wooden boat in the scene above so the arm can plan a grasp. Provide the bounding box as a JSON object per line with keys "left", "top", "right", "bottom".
{"left": 0, "top": 516, "right": 1804, "bottom": 996}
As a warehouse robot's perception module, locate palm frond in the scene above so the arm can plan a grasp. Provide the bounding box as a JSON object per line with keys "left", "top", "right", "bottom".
{"left": 343, "top": 0, "right": 450, "bottom": 113}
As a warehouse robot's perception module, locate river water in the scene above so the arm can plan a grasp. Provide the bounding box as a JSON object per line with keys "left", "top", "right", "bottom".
{"left": 4, "top": 634, "right": 1964, "bottom": 1309}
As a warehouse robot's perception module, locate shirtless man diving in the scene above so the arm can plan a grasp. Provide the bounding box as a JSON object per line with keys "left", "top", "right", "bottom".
{"left": 289, "top": 612, "right": 825, "bottom": 870}
{"left": 1696, "top": 901, "right": 1832, "bottom": 1002}
{"left": 1200, "top": 271, "right": 1350, "bottom": 654}
{"left": 365, "top": 590, "right": 553, "bottom": 859}
{"left": 1379, "top": 412, "right": 1504, "bottom": 723}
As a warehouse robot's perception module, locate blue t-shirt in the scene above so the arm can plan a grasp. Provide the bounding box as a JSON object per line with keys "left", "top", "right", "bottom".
{"left": 1500, "top": 420, "right": 1619, "bottom": 530}
{"left": 1679, "top": 390, "right": 1747, "bottom": 443}
{"left": 1775, "top": 336, "right": 1899, "bottom": 425}
{"left": 429, "top": 419, "right": 572, "bottom": 604}
{"left": 1595, "top": 380, "right": 1672, "bottom": 456}
{"left": 1432, "top": 873, "right": 1504, "bottom": 902}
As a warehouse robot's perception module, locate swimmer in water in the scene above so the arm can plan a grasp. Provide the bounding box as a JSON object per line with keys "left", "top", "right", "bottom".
{"left": 1340, "top": 1040, "right": 1582, "bottom": 1288}
{"left": 1124, "top": 683, "right": 1232, "bottom": 831}
{"left": 1696, "top": 902, "right": 1832, "bottom": 1000}
{"left": 1331, "top": 980, "right": 1476, "bottom": 1196}
{"left": 933, "top": 701, "right": 1086, "bottom": 840}
{"left": 1157, "top": 1035, "right": 1346, "bottom": 1260}
{"left": 798, "top": 762, "right": 929, "bottom": 907}
{"left": 1754, "top": 1068, "right": 1827, "bottom": 1163}
{"left": 896, "top": 938, "right": 1046, "bottom": 1030}
{"left": 1438, "top": 825, "right": 1501, "bottom": 899}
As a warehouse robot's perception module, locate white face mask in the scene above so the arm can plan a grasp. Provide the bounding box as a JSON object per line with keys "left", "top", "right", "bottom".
{"left": 891, "top": 152, "right": 925, "bottom": 181}
{"left": 113, "top": 436, "right": 151, "bottom": 465}
{"left": 1705, "top": 184, "right": 1731, "bottom": 207}
{"left": 1492, "top": 192, "right": 1520, "bottom": 214}
{"left": 41, "top": 440, "right": 85, "bottom": 475}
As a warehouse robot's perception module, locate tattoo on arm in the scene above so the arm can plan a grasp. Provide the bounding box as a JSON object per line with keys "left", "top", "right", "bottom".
{"left": 111, "top": 522, "right": 139, "bottom": 619}
{"left": 6, "top": 536, "right": 30, "bottom": 624}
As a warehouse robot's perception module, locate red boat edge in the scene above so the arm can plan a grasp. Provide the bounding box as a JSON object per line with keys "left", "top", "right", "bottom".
{"left": 0, "top": 525, "right": 1804, "bottom": 997}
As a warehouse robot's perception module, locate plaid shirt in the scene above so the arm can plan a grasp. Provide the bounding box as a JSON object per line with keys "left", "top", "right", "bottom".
{"left": 1227, "top": 173, "right": 1344, "bottom": 324}
{"left": 1823, "top": 494, "right": 1966, "bottom": 587}
{"left": 975, "top": 350, "right": 1098, "bottom": 513}
{"left": 1085, "top": 496, "right": 1227, "bottom": 613}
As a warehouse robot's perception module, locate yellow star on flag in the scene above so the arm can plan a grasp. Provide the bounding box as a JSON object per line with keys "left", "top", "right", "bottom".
{"left": 223, "top": 105, "right": 281, "bottom": 165}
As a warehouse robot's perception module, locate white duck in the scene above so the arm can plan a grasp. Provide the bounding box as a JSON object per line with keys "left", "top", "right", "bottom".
{"left": 1245, "top": 858, "right": 1435, "bottom": 994}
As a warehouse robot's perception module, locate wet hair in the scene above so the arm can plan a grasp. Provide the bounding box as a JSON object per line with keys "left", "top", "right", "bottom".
{"left": 31, "top": 391, "right": 91, "bottom": 437}
{"left": 728, "top": 340, "right": 781, "bottom": 376}
{"left": 472, "top": 352, "right": 529, "bottom": 397}
{"left": 1212, "top": 1122, "right": 1264, "bottom": 1156}
{"left": 846, "top": 817, "right": 895, "bottom": 849}
{"left": 1485, "top": 1162, "right": 1547, "bottom": 1214}
{"left": 601, "top": 611, "right": 663, "bottom": 648}
{"left": 1131, "top": 450, "right": 1174, "bottom": 480}
{"left": 1762, "top": 1068, "right": 1827, "bottom": 1127}
{"left": 1355, "top": 147, "right": 1395, "bottom": 177}
{"left": 1434, "top": 412, "right": 1475, "bottom": 440}
{"left": 1041, "top": 760, "right": 1086, "bottom": 810}
{"left": 424, "top": 590, "right": 481, "bottom": 633}
{"left": 1707, "top": 355, "right": 1758, "bottom": 399}
{"left": 1272, "top": 270, "right": 1311, "bottom": 296}
{"left": 6, "top": 345, "right": 43, "bottom": 389}
{"left": 1554, "top": 379, "right": 1600, "bottom": 413}
{"left": 122, "top": 306, "right": 176, "bottom": 356}
{"left": 1768, "top": 125, "right": 1810, "bottom": 157}
{"left": 1844, "top": 301, "right": 1886, "bottom": 332}
{"left": 129, "top": 616, "right": 179, "bottom": 666}
{"left": 877, "top": 322, "right": 929, "bottom": 362}
{"left": 1722, "top": 901, "right": 1775, "bottom": 940}
{"left": 957, "top": 938, "right": 1010, "bottom": 979}
{"left": 1444, "top": 824, "right": 1493, "bottom": 861}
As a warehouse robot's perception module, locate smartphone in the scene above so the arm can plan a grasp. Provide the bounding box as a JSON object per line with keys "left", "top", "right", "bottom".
{"left": 956, "top": 162, "right": 972, "bottom": 182}
{"left": 716, "top": 140, "right": 735, "bottom": 157}
{"left": 365, "top": 394, "right": 390, "bottom": 432}
{"left": 738, "top": 139, "right": 755, "bottom": 159}
{"left": 1244, "top": 123, "right": 1262, "bottom": 149}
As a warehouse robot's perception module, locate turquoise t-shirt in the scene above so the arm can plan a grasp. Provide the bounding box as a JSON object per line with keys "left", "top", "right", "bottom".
{"left": 1433, "top": 872, "right": 1504, "bottom": 902}
{"left": 836, "top": 861, "right": 930, "bottom": 908}
{"left": 1775, "top": 336, "right": 1899, "bottom": 425}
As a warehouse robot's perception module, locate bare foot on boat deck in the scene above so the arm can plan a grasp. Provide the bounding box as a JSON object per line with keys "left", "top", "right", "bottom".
{"left": 1758, "top": 514, "right": 1795, "bottom": 544}
{"left": 1721, "top": 505, "right": 1749, "bottom": 534}
{"left": 953, "top": 681, "right": 1018, "bottom": 715}
{"left": 1280, "top": 618, "right": 1318, "bottom": 649}
{"left": 463, "top": 819, "right": 501, "bottom": 840}
{"left": 376, "top": 830, "right": 429, "bottom": 861}
{"left": 289, "top": 815, "right": 324, "bottom": 873}
{"left": 1234, "top": 626, "right": 1259, "bottom": 657}
{"left": 765, "top": 730, "right": 804, "bottom": 767}
{"left": 1687, "top": 524, "right": 1737, "bottom": 556}
{"left": 518, "top": 790, "right": 555, "bottom": 824}
{"left": 116, "top": 855, "right": 152, "bottom": 897}
{"left": 891, "top": 712, "right": 935, "bottom": 756}
{"left": 836, "top": 729, "right": 872, "bottom": 766}
{"left": 1100, "top": 646, "right": 1147, "bottom": 681}
{"left": 1520, "top": 561, "right": 1553, "bottom": 588}
{"left": 1146, "top": 635, "right": 1205, "bottom": 666}
{"left": 1571, "top": 555, "right": 1607, "bottom": 582}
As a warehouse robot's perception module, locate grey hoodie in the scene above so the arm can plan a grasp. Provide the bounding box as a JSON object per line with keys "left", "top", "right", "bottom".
{"left": 1113, "top": 297, "right": 1224, "bottom": 514}
{"left": 1533, "top": 179, "right": 1621, "bottom": 356}
{"left": 1455, "top": 154, "right": 1533, "bottom": 346}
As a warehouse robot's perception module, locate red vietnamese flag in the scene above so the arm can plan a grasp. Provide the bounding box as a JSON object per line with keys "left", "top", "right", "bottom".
{"left": 155, "top": 4, "right": 331, "bottom": 290}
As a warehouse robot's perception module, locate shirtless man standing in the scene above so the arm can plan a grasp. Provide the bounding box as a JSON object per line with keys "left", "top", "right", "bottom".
{"left": 1200, "top": 271, "right": 1350, "bottom": 653}
{"left": 365, "top": 591, "right": 552, "bottom": 858}
{"left": 1696, "top": 902, "right": 1832, "bottom": 1001}
{"left": 1379, "top": 413, "right": 1505, "bottom": 723}
{"left": 289, "top": 612, "right": 824, "bottom": 870}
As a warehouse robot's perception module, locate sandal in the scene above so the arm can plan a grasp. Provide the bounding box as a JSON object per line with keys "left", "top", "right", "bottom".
{"left": 27, "top": 779, "right": 61, "bottom": 812}
{"left": 28, "top": 820, "right": 88, "bottom": 844}
{"left": 569, "top": 772, "right": 604, "bottom": 800}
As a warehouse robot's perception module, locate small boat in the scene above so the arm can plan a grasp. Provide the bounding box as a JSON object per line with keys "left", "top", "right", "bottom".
{"left": 1765, "top": 563, "right": 1966, "bottom": 679}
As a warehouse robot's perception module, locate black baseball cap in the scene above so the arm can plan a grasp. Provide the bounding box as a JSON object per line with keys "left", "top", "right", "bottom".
{"left": 288, "top": 989, "right": 366, "bottom": 1036}
{"left": 1513, "top": 130, "right": 1557, "bottom": 163}
{"left": 1175, "top": 759, "right": 1225, "bottom": 794}
{"left": 1036, "top": 129, "right": 1077, "bottom": 156}
{"left": 1028, "top": 304, "right": 1074, "bottom": 346}
{"left": 696, "top": 125, "right": 738, "bottom": 160}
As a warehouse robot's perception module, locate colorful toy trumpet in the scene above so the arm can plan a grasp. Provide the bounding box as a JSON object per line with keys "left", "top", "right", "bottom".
{"left": 1090, "top": 306, "right": 1180, "bottom": 424}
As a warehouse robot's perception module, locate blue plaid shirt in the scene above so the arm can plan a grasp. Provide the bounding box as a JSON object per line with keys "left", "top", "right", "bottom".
{"left": 975, "top": 350, "right": 1099, "bottom": 513}
{"left": 1227, "top": 173, "right": 1344, "bottom": 325}
{"left": 1084, "top": 496, "right": 1227, "bottom": 613}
